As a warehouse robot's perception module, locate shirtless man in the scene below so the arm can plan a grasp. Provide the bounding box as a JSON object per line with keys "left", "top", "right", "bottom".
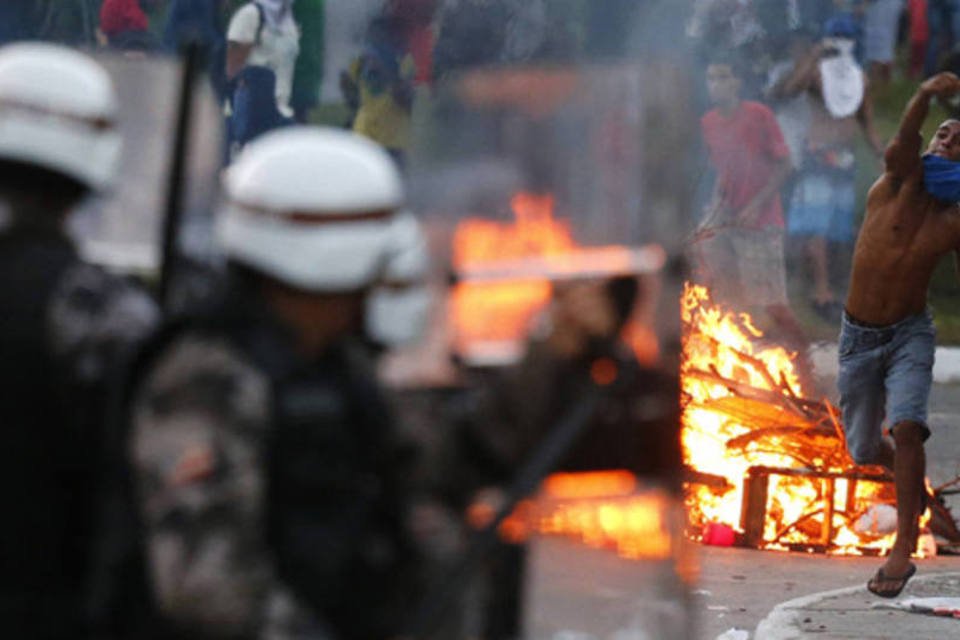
{"left": 839, "top": 71, "right": 960, "bottom": 598}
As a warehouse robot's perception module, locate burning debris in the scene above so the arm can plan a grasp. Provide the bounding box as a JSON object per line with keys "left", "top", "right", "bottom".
{"left": 443, "top": 195, "right": 955, "bottom": 559}
{"left": 680, "top": 283, "right": 949, "bottom": 554}
{"left": 478, "top": 282, "right": 960, "bottom": 563}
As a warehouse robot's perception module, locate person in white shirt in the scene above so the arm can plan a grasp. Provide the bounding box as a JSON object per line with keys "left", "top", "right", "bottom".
{"left": 226, "top": 0, "right": 300, "bottom": 118}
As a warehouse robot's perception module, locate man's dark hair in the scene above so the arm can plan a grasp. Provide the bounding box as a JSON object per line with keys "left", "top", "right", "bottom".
{"left": 704, "top": 50, "right": 747, "bottom": 80}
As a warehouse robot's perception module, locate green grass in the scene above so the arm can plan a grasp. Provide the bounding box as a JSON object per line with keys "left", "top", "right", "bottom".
{"left": 308, "top": 102, "right": 352, "bottom": 128}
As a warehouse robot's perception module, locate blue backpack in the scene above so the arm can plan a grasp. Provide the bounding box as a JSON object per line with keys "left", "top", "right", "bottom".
{"left": 229, "top": 65, "right": 291, "bottom": 147}
{"left": 226, "top": 3, "right": 292, "bottom": 151}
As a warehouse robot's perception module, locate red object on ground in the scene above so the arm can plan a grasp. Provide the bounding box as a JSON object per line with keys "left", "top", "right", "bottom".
{"left": 99, "top": 0, "right": 149, "bottom": 36}
{"left": 702, "top": 522, "right": 736, "bottom": 546}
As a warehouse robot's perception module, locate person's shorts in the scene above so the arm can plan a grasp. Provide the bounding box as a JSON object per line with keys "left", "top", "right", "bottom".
{"left": 787, "top": 170, "right": 856, "bottom": 243}
{"left": 692, "top": 227, "right": 789, "bottom": 308}
{"left": 837, "top": 309, "right": 935, "bottom": 465}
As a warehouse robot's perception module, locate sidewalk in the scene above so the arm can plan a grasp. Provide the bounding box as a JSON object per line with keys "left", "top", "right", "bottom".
{"left": 755, "top": 571, "right": 960, "bottom": 639}
{"left": 809, "top": 344, "right": 960, "bottom": 384}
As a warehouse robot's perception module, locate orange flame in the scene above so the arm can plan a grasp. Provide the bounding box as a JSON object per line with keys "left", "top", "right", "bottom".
{"left": 528, "top": 472, "right": 680, "bottom": 562}
{"left": 679, "top": 283, "right": 928, "bottom": 555}
{"left": 536, "top": 489, "right": 678, "bottom": 560}
{"left": 449, "top": 192, "right": 659, "bottom": 365}
{"left": 450, "top": 193, "right": 575, "bottom": 362}
{"left": 467, "top": 471, "right": 679, "bottom": 559}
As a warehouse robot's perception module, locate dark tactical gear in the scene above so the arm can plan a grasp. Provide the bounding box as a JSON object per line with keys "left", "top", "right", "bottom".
{"left": 0, "top": 223, "right": 157, "bottom": 638}
{"left": 130, "top": 280, "right": 420, "bottom": 639}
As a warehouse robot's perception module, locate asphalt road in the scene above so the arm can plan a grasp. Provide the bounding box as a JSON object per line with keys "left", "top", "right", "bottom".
{"left": 520, "top": 382, "right": 960, "bottom": 640}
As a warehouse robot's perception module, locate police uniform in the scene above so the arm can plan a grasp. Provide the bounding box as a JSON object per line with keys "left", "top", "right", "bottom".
{"left": 0, "top": 41, "right": 159, "bottom": 638}
{"left": 129, "top": 127, "right": 431, "bottom": 640}
{"left": 0, "top": 222, "right": 158, "bottom": 636}
{"left": 130, "top": 279, "right": 417, "bottom": 640}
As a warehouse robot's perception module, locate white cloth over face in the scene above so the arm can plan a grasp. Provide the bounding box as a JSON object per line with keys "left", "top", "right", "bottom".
{"left": 818, "top": 39, "right": 864, "bottom": 119}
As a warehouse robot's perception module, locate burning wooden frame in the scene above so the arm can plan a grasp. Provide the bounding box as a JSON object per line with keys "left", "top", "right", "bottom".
{"left": 739, "top": 466, "right": 892, "bottom": 552}
{"left": 681, "top": 283, "right": 903, "bottom": 554}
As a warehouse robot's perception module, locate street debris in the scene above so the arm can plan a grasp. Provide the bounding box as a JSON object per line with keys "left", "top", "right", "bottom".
{"left": 872, "top": 596, "right": 960, "bottom": 618}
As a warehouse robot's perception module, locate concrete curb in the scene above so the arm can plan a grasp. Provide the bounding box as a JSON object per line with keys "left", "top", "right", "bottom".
{"left": 753, "top": 572, "right": 960, "bottom": 640}
{"left": 809, "top": 344, "right": 960, "bottom": 384}
{"left": 754, "top": 581, "right": 868, "bottom": 640}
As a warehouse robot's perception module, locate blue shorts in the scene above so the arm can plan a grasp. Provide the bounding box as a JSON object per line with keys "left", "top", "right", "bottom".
{"left": 787, "top": 171, "right": 856, "bottom": 243}
{"left": 837, "top": 310, "right": 935, "bottom": 465}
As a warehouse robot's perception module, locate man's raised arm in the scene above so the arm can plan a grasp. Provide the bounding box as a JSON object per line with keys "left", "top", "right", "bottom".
{"left": 886, "top": 72, "right": 960, "bottom": 179}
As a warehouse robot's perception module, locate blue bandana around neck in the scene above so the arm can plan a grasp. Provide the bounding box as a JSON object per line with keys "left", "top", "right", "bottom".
{"left": 923, "top": 154, "right": 960, "bottom": 203}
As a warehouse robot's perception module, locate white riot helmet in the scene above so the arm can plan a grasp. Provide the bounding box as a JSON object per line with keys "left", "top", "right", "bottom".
{"left": 218, "top": 126, "right": 431, "bottom": 345}
{"left": 365, "top": 210, "right": 433, "bottom": 346}
{"left": 0, "top": 42, "right": 121, "bottom": 191}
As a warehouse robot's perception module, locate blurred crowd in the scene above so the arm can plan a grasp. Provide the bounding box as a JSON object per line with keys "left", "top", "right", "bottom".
{"left": 685, "top": 0, "right": 953, "bottom": 341}
{"left": 2, "top": 0, "right": 921, "bottom": 338}
{"left": 0, "top": 1, "right": 679, "bottom": 165}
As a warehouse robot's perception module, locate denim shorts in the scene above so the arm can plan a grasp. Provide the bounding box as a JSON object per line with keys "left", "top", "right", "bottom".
{"left": 787, "top": 170, "right": 856, "bottom": 244}
{"left": 837, "top": 309, "right": 935, "bottom": 465}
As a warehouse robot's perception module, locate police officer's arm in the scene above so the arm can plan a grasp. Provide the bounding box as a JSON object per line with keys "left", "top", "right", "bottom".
{"left": 442, "top": 281, "right": 619, "bottom": 505}
{"left": 130, "top": 336, "right": 285, "bottom": 636}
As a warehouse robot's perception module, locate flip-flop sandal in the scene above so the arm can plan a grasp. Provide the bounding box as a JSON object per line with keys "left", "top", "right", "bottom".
{"left": 867, "top": 563, "right": 917, "bottom": 598}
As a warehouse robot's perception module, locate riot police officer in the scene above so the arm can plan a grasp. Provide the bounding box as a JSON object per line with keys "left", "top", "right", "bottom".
{"left": 0, "top": 42, "right": 159, "bottom": 637}
{"left": 129, "top": 126, "right": 430, "bottom": 639}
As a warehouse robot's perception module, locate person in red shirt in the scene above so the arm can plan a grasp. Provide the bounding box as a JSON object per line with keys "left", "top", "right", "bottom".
{"left": 98, "top": 0, "right": 155, "bottom": 51}
{"left": 694, "top": 54, "right": 810, "bottom": 365}
{"left": 908, "top": 0, "right": 929, "bottom": 79}
{"left": 386, "top": 0, "right": 438, "bottom": 85}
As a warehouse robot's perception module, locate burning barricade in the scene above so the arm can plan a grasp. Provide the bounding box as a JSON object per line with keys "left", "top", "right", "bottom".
{"left": 680, "top": 282, "right": 940, "bottom": 555}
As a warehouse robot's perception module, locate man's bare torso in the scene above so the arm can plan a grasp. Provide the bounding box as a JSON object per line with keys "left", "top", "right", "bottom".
{"left": 846, "top": 169, "right": 960, "bottom": 324}
{"left": 807, "top": 77, "right": 863, "bottom": 151}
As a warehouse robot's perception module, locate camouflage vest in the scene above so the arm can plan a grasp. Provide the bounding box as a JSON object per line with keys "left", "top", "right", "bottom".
{"left": 133, "top": 283, "right": 420, "bottom": 639}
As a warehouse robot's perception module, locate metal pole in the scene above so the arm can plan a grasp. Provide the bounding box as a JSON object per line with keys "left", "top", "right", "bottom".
{"left": 158, "top": 42, "right": 201, "bottom": 312}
